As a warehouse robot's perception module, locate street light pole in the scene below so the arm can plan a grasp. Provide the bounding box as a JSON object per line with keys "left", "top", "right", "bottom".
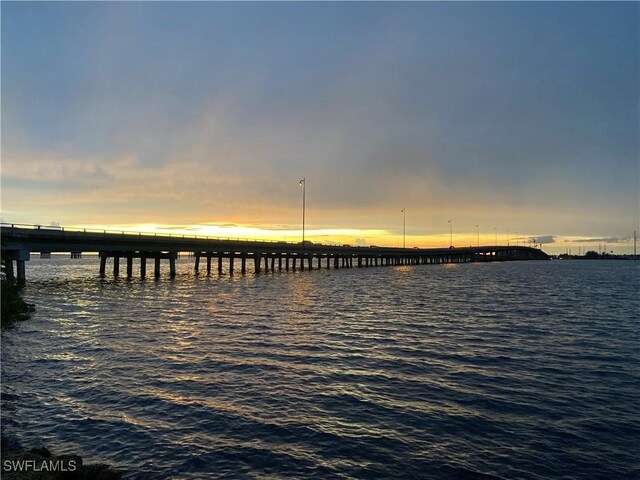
{"left": 476, "top": 225, "right": 479, "bottom": 249}
{"left": 401, "top": 209, "right": 406, "bottom": 248}
{"left": 494, "top": 227, "right": 497, "bottom": 246}
{"left": 299, "top": 178, "right": 306, "bottom": 243}
{"left": 448, "top": 219, "right": 452, "bottom": 248}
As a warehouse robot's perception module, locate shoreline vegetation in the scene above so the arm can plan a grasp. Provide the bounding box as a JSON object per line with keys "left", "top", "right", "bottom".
{"left": 1, "top": 281, "right": 35, "bottom": 327}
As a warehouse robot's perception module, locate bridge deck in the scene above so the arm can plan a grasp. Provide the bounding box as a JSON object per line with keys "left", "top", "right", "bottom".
{"left": 1, "top": 224, "right": 549, "bottom": 282}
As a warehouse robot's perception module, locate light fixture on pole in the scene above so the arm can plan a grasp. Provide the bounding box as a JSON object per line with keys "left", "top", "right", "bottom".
{"left": 448, "top": 219, "right": 452, "bottom": 248}
{"left": 401, "top": 208, "right": 406, "bottom": 248}
{"left": 299, "top": 178, "right": 306, "bottom": 243}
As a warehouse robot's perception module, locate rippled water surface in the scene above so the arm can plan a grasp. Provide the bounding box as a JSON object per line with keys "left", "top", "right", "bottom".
{"left": 2, "top": 258, "right": 639, "bottom": 479}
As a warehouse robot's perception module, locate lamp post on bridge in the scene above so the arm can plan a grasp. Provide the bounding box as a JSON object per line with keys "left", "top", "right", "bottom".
{"left": 494, "top": 227, "right": 497, "bottom": 246}
{"left": 401, "top": 208, "right": 406, "bottom": 248}
{"left": 448, "top": 219, "right": 452, "bottom": 248}
{"left": 476, "top": 225, "right": 479, "bottom": 249}
{"left": 299, "top": 178, "right": 306, "bottom": 243}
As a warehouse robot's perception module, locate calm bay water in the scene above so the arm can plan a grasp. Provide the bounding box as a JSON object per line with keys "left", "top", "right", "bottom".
{"left": 2, "top": 258, "right": 638, "bottom": 479}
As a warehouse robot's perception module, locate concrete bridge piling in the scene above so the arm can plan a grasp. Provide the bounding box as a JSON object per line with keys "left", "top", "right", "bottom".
{"left": 98, "top": 251, "right": 177, "bottom": 279}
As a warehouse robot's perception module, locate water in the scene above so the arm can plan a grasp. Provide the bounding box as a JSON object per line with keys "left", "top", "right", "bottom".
{"left": 2, "top": 258, "right": 639, "bottom": 479}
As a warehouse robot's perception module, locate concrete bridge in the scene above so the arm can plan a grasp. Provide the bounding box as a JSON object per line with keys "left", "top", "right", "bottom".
{"left": 1, "top": 224, "right": 549, "bottom": 283}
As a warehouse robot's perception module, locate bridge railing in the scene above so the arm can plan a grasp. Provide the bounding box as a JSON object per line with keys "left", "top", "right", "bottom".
{"left": 0, "top": 222, "right": 305, "bottom": 245}
{"left": 2, "top": 223, "right": 547, "bottom": 253}
{"left": 0, "top": 222, "right": 351, "bottom": 247}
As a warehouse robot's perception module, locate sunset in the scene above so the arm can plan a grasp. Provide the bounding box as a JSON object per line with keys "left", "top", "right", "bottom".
{"left": 2, "top": 2, "right": 638, "bottom": 254}
{"left": 1, "top": 2, "right": 638, "bottom": 480}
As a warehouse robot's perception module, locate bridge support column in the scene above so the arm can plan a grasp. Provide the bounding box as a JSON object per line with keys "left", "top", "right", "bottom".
{"left": 169, "top": 254, "right": 176, "bottom": 278}
{"left": 127, "top": 255, "right": 133, "bottom": 279}
{"left": 207, "top": 255, "right": 212, "bottom": 275}
{"left": 300, "top": 256, "right": 305, "bottom": 271}
{"left": 140, "top": 257, "right": 146, "bottom": 278}
{"left": 218, "top": 254, "right": 223, "bottom": 274}
{"left": 99, "top": 255, "right": 107, "bottom": 278}
{"left": 254, "top": 255, "right": 261, "bottom": 274}
{"left": 326, "top": 257, "right": 330, "bottom": 269}
{"left": 292, "top": 257, "right": 297, "bottom": 271}
{"left": 113, "top": 256, "right": 120, "bottom": 277}
{"left": 154, "top": 257, "right": 161, "bottom": 278}
{"left": 279, "top": 256, "right": 283, "bottom": 271}
{"left": 229, "top": 255, "right": 235, "bottom": 274}
{"left": 16, "top": 261, "right": 26, "bottom": 284}
{"left": 308, "top": 256, "right": 313, "bottom": 270}
{"left": 264, "top": 256, "right": 269, "bottom": 272}
{"left": 194, "top": 254, "right": 200, "bottom": 273}
{"left": 286, "top": 256, "right": 290, "bottom": 271}
{"left": 241, "top": 255, "right": 246, "bottom": 274}
{"left": 271, "top": 256, "right": 276, "bottom": 272}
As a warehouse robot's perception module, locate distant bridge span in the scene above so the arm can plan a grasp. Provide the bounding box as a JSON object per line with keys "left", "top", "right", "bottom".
{"left": 1, "top": 224, "right": 549, "bottom": 283}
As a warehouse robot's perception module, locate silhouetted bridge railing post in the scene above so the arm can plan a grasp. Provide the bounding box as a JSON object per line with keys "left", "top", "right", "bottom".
{"left": 1, "top": 224, "right": 549, "bottom": 283}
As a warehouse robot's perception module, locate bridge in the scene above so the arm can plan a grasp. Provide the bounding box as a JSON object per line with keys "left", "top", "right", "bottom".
{"left": 1, "top": 224, "right": 549, "bottom": 283}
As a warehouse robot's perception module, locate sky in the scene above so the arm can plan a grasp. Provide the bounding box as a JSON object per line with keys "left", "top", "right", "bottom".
{"left": 2, "top": 2, "right": 638, "bottom": 253}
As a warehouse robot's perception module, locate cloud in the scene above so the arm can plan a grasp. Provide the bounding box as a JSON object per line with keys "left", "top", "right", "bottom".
{"left": 529, "top": 235, "right": 556, "bottom": 244}
{"left": 355, "top": 238, "right": 368, "bottom": 246}
{"left": 568, "top": 236, "right": 632, "bottom": 244}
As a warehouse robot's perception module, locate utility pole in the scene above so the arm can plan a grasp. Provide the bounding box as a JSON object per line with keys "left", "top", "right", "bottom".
{"left": 299, "top": 178, "right": 306, "bottom": 243}
{"left": 401, "top": 208, "right": 406, "bottom": 248}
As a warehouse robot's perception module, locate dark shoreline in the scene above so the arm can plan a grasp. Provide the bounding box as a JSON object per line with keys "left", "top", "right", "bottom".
{"left": 1, "top": 434, "right": 122, "bottom": 479}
